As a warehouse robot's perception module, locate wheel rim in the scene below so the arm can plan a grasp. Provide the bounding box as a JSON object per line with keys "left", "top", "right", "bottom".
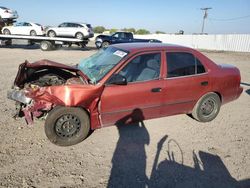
{"left": 41, "top": 42, "right": 48, "bottom": 50}
{"left": 55, "top": 114, "right": 81, "bottom": 138}
{"left": 4, "top": 30, "right": 10, "bottom": 35}
{"left": 76, "top": 33, "right": 83, "bottom": 39}
{"left": 49, "top": 31, "right": 55, "bottom": 37}
{"left": 31, "top": 31, "right": 36, "bottom": 36}
{"left": 102, "top": 42, "right": 109, "bottom": 48}
{"left": 200, "top": 98, "right": 216, "bottom": 116}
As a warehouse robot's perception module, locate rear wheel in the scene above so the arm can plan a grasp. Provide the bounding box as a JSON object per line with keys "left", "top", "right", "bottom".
{"left": 45, "top": 106, "right": 90, "bottom": 146}
{"left": 75, "top": 32, "right": 84, "bottom": 40}
{"left": 48, "top": 30, "right": 56, "bottom": 37}
{"left": 30, "top": 30, "right": 37, "bottom": 36}
{"left": 3, "top": 29, "right": 11, "bottom": 35}
{"left": 192, "top": 92, "right": 221, "bottom": 122}
{"left": 40, "top": 41, "right": 52, "bottom": 51}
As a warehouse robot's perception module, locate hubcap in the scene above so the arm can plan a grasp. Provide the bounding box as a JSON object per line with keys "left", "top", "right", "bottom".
{"left": 76, "top": 33, "right": 83, "bottom": 39}
{"left": 49, "top": 32, "right": 55, "bottom": 37}
{"left": 55, "top": 114, "right": 81, "bottom": 138}
{"left": 41, "top": 43, "right": 48, "bottom": 50}
{"left": 201, "top": 98, "right": 216, "bottom": 116}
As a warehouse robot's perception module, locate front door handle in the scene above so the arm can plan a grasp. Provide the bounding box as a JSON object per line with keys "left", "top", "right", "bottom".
{"left": 151, "top": 88, "right": 162, "bottom": 92}
{"left": 201, "top": 81, "right": 208, "bottom": 86}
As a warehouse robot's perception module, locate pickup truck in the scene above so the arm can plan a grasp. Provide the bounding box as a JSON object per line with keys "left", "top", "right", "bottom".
{"left": 95, "top": 31, "right": 161, "bottom": 48}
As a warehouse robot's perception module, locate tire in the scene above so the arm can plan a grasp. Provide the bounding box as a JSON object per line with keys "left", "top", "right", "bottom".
{"left": 48, "top": 30, "right": 56, "bottom": 37}
{"left": 3, "top": 29, "right": 11, "bottom": 35}
{"left": 75, "top": 32, "right": 84, "bottom": 40}
{"left": 101, "top": 41, "right": 110, "bottom": 48}
{"left": 30, "top": 30, "right": 37, "bottom": 36}
{"left": 192, "top": 92, "right": 221, "bottom": 122}
{"left": 40, "top": 41, "right": 52, "bottom": 51}
{"left": 45, "top": 106, "right": 90, "bottom": 146}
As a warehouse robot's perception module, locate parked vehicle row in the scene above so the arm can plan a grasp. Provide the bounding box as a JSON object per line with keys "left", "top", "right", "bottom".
{"left": 1, "top": 21, "right": 94, "bottom": 39}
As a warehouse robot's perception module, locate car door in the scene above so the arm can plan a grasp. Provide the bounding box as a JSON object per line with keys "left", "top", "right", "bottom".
{"left": 22, "top": 22, "right": 33, "bottom": 35}
{"left": 161, "top": 51, "right": 211, "bottom": 116}
{"left": 100, "top": 51, "right": 165, "bottom": 126}
{"left": 11, "top": 22, "right": 24, "bottom": 34}
{"left": 56, "top": 23, "right": 69, "bottom": 36}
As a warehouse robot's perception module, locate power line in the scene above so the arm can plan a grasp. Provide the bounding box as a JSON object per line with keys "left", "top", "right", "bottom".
{"left": 209, "top": 15, "right": 250, "bottom": 21}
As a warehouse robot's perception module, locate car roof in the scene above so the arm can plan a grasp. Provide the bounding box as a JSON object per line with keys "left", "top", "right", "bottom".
{"left": 112, "top": 43, "right": 192, "bottom": 53}
{"left": 61, "top": 22, "right": 88, "bottom": 25}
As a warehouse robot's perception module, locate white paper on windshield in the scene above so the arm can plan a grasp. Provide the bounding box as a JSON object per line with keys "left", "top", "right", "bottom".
{"left": 113, "top": 50, "right": 127, "bottom": 58}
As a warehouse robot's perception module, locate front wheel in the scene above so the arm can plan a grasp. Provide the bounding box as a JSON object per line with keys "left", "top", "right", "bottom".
{"left": 101, "top": 41, "right": 110, "bottom": 48}
{"left": 192, "top": 92, "right": 221, "bottom": 122}
{"left": 3, "top": 29, "right": 11, "bottom": 35}
{"left": 48, "top": 30, "right": 56, "bottom": 37}
{"left": 45, "top": 106, "right": 90, "bottom": 146}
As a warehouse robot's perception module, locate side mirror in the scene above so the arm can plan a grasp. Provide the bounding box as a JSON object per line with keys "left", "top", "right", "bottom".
{"left": 108, "top": 74, "right": 127, "bottom": 85}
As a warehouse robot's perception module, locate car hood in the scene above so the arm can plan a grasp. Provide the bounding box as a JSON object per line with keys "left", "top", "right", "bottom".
{"left": 14, "top": 59, "right": 90, "bottom": 88}
{"left": 96, "top": 34, "right": 111, "bottom": 39}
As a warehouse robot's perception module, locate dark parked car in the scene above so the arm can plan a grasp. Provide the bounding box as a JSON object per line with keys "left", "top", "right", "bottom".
{"left": 8, "top": 43, "right": 242, "bottom": 146}
{"left": 95, "top": 31, "right": 161, "bottom": 48}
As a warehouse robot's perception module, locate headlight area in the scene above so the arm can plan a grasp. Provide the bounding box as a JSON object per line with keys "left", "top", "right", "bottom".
{"left": 7, "top": 89, "right": 53, "bottom": 124}
{"left": 7, "top": 89, "right": 32, "bottom": 104}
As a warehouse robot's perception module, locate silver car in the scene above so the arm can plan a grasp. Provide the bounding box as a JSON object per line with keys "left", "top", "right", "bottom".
{"left": 46, "top": 22, "right": 94, "bottom": 40}
{"left": 0, "top": 6, "right": 18, "bottom": 20}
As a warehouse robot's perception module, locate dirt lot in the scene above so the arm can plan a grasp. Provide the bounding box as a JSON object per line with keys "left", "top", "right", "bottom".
{"left": 0, "top": 42, "right": 249, "bottom": 188}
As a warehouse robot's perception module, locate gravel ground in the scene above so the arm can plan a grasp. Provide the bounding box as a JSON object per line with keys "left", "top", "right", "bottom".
{"left": 0, "top": 42, "right": 249, "bottom": 188}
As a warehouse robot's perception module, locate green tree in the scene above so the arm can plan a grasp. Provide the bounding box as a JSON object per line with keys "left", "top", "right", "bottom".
{"left": 135, "top": 29, "right": 150, "bottom": 35}
{"left": 155, "top": 31, "right": 166, "bottom": 34}
{"left": 93, "top": 26, "right": 105, "bottom": 33}
{"left": 109, "top": 28, "right": 118, "bottom": 34}
{"left": 122, "top": 28, "right": 136, "bottom": 33}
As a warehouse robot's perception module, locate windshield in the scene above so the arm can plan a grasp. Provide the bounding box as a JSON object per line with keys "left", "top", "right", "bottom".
{"left": 78, "top": 47, "right": 128, "bottom": 84}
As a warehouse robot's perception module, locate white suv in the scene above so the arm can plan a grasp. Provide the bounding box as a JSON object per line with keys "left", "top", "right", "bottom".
{"left": 46, "top": 22, "right": 94, "bottom": 40}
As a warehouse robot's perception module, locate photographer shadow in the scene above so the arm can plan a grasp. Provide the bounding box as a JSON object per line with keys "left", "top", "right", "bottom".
{"left": 108, "top": 108, "right": 150, "bottom": 188}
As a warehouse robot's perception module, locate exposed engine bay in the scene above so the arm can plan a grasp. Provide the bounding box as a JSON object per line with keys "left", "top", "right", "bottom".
{"left": 8, "top": 59, "right": 89, "bottom": 124}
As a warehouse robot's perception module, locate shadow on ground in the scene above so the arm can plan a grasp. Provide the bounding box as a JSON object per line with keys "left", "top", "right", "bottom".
{"left": 245, "top": 89, "right": 250, "bottom": 95}
{"left": 0, "top": 43, "right": 97, "bottom": 51}
{"left": 107, "top": 109, "right": 250, "bottom": 188}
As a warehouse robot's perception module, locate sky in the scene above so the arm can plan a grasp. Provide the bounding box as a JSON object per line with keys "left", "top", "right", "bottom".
{"left": 1, "top": 0, "right": 250, "bottom": 34}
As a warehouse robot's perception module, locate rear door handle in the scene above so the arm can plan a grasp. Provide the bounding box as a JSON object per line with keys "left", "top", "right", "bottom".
{"left": 151, "top": 88, "right": 162, "bottom": 92}
{"left": 201, "top": 81, "right": 208, "bottom": 86}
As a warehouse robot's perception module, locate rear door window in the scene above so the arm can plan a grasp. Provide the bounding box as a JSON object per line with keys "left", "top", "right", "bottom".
{"left": 166, "top": 52, "right": 206, "bottom": 78}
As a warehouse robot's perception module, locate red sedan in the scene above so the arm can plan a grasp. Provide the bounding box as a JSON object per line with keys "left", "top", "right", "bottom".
{"left": 8, "top": 43, "right": 243, "bottom": 146}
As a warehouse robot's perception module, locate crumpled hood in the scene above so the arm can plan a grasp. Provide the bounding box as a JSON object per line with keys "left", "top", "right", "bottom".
{"left": 14, "top": 59, "right": 89, "bottom": 88}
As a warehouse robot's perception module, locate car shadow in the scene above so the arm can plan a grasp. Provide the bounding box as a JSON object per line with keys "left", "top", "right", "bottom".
{"left": 241, "top": 82, "right": 250, "bottom": 87}
{"left": 0, "top": 40, "right": 97, "bottom": 51}
{"left": 245, "top": 89, "right": 250, "bottom": 95}
{"left": 0, "top": 43, "right": 40, "bottom": 50}
{"left": 108, "top": 109, "right": 250, "bottom": 188}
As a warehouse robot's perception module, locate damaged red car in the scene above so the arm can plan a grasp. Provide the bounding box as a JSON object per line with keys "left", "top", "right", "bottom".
{"left": 8, "top": 43, "right": 243, "bottom": 146}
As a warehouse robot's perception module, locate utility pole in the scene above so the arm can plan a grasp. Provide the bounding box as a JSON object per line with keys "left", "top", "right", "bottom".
{"left": 201, "top": 7, "right": 212, "bottom": 34}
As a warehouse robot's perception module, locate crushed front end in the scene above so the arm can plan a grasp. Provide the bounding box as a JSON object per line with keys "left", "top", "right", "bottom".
{"left": 7, "top": 59, "right": 90, "bottom": 124}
